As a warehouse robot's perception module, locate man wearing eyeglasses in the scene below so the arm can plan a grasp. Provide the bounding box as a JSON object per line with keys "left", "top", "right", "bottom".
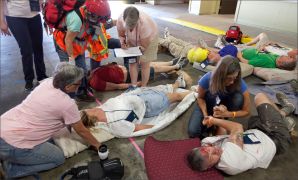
{"left": 53, "top": 0, "right": 120, "bottom": 101}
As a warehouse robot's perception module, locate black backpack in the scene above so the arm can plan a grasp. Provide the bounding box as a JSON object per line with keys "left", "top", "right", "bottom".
{"left": 61, "top": 158, "right": 124, "bottom": 180}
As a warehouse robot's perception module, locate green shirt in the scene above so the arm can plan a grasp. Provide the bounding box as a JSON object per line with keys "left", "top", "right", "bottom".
{"left": 66, "top": 11, "right": 82, "bottom": 32}
{"left": 242, "top": 48, "right": 279, "bottom": 68}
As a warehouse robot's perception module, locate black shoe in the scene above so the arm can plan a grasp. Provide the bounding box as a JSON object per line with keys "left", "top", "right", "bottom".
{"left": 124, "top": 85, "right": 138, "bottom": 93}
{"left": 76, "top": 94, "right": 94, "bottom": 102}
{"left": 37, "top": 75, "right": 49, "bottom": 82}
{"left": 178, "top": 58, "right": 189, "bottom": 69}
{"left": 172, "top": 56, "right": 182, "bottom": 65}
{"left": 25, "top": 82, "right": 34, "bottom": 91}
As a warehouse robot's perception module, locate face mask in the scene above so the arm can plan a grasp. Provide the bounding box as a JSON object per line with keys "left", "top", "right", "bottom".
{"left": 105, "top": 18, "right": 113, "bottom": 29}
{"left": 87, "top": 12, "right": 100, "bottom": 25}
{"left": 87, "top": 12, "right": 111, "bottom": 25}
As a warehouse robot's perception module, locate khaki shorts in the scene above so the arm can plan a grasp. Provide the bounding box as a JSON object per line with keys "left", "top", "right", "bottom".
{"left": 140, "top": 35, "right": 159, "bottom": 62}
{"left": 255, "top": 33, "right": 270, "bottom": 50}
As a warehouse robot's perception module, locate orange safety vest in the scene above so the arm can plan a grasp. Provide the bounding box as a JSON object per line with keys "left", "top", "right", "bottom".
{"left": 53, "top": 6, "right": 110, "bottom": 60}
{"left": 87, "top": 25, "right": 111, "bottom": 62}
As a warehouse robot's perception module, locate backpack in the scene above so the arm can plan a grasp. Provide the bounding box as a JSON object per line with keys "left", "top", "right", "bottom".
{"left": 225, "top": 25, "right": 243, "bottom": 44}
{"left": 60, "top": 158, "right": 124, "bottom": 180}
{"left": 42, "top": 0, "right": 86, "bottom": 30}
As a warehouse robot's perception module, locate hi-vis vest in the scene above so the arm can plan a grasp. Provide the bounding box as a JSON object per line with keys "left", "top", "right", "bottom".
{"left": 87, "top": 24, "right": 111, "bottom": 62}
{"left": 53, "top": 6, "right": 110, "bottom": 60}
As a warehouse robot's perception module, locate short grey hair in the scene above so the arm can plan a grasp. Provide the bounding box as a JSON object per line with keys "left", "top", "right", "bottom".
{"left": 52, "top": 62, "right": 84, "bottom": 90}
{"left": 187, "top": 148, "right": 209, "bottom": 171}
{"left": 123, "top": 6, "right": 139, "bottom": 29}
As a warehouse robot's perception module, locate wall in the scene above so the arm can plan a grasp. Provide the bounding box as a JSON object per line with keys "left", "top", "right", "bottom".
{"left": 188, "top": 0, "right": 201, "bottom": 15}
{"left": 200, "top": 0, "right": 219, "bottom": 14}
{"left": 146, "top": 0, "right": 185, "bottom": 5}
{"left": 235, "top": 0, "right": 298, "bottom": 33}
{"left": 188, "top": 0, "right": 220, "bottom": 15}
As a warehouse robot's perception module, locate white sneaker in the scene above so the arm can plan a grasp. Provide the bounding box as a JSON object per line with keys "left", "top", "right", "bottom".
{"left": 214, "top": 35, "right": 225, "bottom": 49}
{"left": 198, "top": 37, "right": 208, "bottom": 49}
{"left": 176, "top": 74, "right": 186, "bottom": 88}
{"left": 164, "top": 27, "right": 170, "bottom": 38}
{"left": 191, "top": 85, "right": 198, "bottom": 92}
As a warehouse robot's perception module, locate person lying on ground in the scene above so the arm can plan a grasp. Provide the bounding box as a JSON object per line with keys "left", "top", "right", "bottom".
{"left": 88, "top": 58, "right": 189, "bottom": 91}
{"left": 201, "top": 35, "right": 297, "bottom": 70}
{"left": 239, "top": 33, "right": 297, "bottom": 58}
{"left": 80, "top": 75, "right": 192, "bottom": 136}
{"left": 160, "top": 28, "right": 238, "bottom": 65}
{"left": 237, "top": 47, "right": 296, "bottom": 70}
{"left": 216, "top": 32, "right": 298, "bottom": 58}
{"left": 215, "top": 32, "right": 297, "bottom": 67}
{"left": 0, "top": 63, "right": 102, "bottom": 179}
{"left": 197, "top": 38, "right": 238, "bottom": 65}
{"left": 187, "top": 92, "right": 296, "bottom": 175}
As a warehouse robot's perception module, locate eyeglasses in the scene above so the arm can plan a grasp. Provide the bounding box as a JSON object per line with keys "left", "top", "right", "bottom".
{"left": 72, "top": 83, "right": 81, "bottom": 86}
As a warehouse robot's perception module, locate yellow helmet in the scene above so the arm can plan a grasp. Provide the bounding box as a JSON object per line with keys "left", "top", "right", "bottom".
{"left": 187, "top": 48, "right": 196, "bottom": 63}
{"left": 187, "top": 47, "right": 209, "bottom": 63}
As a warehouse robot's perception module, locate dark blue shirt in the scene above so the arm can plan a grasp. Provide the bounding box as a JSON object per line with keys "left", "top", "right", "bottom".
{"left": 219, "top": 45, "right": 238, "bottom": 58}
{"left": 198, "top": 72, "right": 247, "bottom": 96}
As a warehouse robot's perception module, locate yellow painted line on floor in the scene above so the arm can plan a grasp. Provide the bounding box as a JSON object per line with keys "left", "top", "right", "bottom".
{"left": 159, "top": 17, "right": 253, "bottom": 43}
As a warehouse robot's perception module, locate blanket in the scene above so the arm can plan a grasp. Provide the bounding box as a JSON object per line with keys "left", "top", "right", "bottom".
{"left": 53, "top": 85, "right": 197, "bottom": 158}
{"left": 248, "top": 82, "right": 298, "bottom": 115}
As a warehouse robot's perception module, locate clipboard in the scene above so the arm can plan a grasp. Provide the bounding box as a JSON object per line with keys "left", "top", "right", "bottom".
{"left": 114, "top": 47, "right": 143, "bottom": 58}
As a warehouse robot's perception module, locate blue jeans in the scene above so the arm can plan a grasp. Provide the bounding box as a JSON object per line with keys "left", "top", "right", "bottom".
{"left": 90, "top": 38, "right": 121, "bottom": 70}
{"left": 188, "top": 91, "right": 244, "bottom": 138}
{"left": 53, "top": 40, "right": 87, "bottom": 72}
{"left": 54, "top": 39, "right": 88, "bottom": 97}
{"left": 6, "top": 14, "right": 47, "bottom": 83}
{"left": 136, "top": 89, "right": 170, "bottom": 118}
{"left": 0, "top": 138, "right": 65, "bottom": 178}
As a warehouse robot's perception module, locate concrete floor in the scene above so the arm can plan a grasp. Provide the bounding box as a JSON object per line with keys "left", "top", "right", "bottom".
{"left": 0, "top": 2, "right": 297, "bottom": 180}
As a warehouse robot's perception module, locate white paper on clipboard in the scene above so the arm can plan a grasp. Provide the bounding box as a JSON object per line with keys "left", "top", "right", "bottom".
{"left": 114, "top": 47, "right": 143, "bottom": 58}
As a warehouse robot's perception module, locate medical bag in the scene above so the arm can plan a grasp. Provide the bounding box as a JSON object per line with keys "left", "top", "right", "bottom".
{"left": 225, "top": 25, "right": 243, "bottom": 44}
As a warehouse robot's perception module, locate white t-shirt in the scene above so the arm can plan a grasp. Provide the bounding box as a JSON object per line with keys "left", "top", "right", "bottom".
{"left": 202, "top": 129, "right": 276, "bottom": 175}
{"left": 264, "top": 45, "right": 291, "bottom": 56}
{"left": 1, "top": 78, "right": 80, "bottom": 149}
{"left": 100, "top": 94, "right": 146, "bottom": 137}
{"left": 6, "top": 0, "right": 39, "bottom": 18}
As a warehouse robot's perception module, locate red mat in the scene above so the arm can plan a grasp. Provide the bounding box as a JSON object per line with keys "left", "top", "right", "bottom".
{"left": 144, "top": 136, "right": 223, "bottom": 180}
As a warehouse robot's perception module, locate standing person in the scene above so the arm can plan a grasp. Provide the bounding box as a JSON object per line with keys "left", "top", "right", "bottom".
{"left": 0, "top": 0, "right": 48, "bottom": 90}
{"left": 187, "top": 92, "right": 294, "bottom": 175}
{"left": 188, "top": 56, "right": 250, "bottom": 139}
{"left": 0, "top": 63, "right": 102, "bottom": 179}
{"left": 117, "top": 6, "right": 159, "bottom": 87}
{"left": 53, "top": 0, "right": 113, "bottom": 101}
